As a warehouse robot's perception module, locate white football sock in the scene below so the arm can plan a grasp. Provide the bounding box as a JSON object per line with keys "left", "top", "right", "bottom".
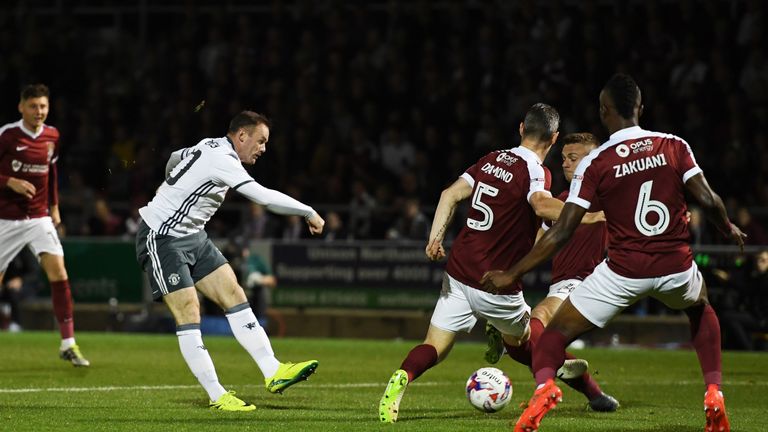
{"left": 177, "top": 327, "right": 227, "bottom": 401}
{"left": 226, "top": 304, "right": 280, "bottom": 378}
{"left": 60, "top": 337, "right": 76, "bottom": 350}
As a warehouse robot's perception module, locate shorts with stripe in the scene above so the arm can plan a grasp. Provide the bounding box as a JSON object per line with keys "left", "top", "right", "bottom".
{"left": 135, "top": 220, "right": 228, "bottom": 300}
{"left": 0, "top": 217, "right": 64, "bottom": 273}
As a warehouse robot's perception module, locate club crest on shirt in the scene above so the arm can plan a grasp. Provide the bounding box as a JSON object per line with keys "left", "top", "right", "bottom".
{"left": 11, "top": 159, "right": 22, "bottom": 172}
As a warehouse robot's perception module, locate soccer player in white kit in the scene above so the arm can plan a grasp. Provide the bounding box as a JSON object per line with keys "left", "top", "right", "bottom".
{"left": 482, "top": 74, "right": 744, "bottom": 432}
{"left": 136, "top": 111, "right": 325, "bottom": 411}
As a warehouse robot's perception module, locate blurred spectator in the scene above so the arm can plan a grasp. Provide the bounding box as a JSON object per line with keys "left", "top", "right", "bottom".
{"left": 242, "top": 248, "right": 277, "bottom": 328}
{"left": 281, "top": 215, "right": 305, "bottom": 242}
{"left": 321, "top": 211, "right": 348, "bottom": 242}
{"left": 349, "top": 180, "right": 377, "bottom": 239}
{"left": 87, "top": 198, "right": 123, "bottom": 236}
{"left": 387, "top": 198, "right": 430, "bottom": 241}
{"left": 0, "top": 248, "right": 37, "bottom": 332}
{"left": 688, "top": 206, "right": 714, "bottom": 246}
{"left": 721, "top": 250, "right": 768, "bottom": 350}
{"left": 736, "top": 206, "right": 768, "bottom": 245}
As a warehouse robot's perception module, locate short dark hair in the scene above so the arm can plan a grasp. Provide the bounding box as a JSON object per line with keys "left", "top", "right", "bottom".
{"left": 522, "top": 103, "right": 560, "bottom": 142}
{"left": 603, "top": 74, "right": 641, "bottom": 119}
{"left": 20, "top": 84, "right": 49, "bottom": 101}
{"left": 561, "top": 132, "right": 600, "bottom": 148}
{"left": 228, "top": 111, "right": 271, "bottom": 134}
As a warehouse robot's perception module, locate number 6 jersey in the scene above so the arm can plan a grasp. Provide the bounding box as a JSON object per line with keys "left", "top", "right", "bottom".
{"left": 567, "top": 126, "right": 701, "bottom": 278}
{"left": 446, "top": 146, "right": 551, "bottom": 294}
{"left": 139, "top": 137, "right": 314, "bottom": 238}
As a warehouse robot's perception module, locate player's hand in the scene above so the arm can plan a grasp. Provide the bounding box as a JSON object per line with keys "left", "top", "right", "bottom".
{"left": 306, "top": 212, "right": 325, "bottom": 235}
{"left": 425, "top": 238, "right": 446, "bottom": 261}
{"left": 50, "top": 205, "right": 62, "bottom": 227}
{"left": 479, "top": 270, "right": 518, "bottom": 293}
{"left": 583, "top": 211, "right": 606, "bottom": 224}
{"left": 7, "top": 177, "right": 36, "bottom": 199}
{"left": 728, "top": 223, "right": 747, "bottom": 253}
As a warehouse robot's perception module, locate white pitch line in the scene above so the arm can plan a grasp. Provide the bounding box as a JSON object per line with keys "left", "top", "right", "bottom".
{"left": 0, "top": 380, "right": 765, "bottom": 394}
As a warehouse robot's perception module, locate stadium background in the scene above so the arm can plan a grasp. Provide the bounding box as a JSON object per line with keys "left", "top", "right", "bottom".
{"left": 0, "top": 0, "right": 766, "bottom": 349}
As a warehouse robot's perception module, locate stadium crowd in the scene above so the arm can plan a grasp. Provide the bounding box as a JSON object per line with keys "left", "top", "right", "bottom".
{"left": 0, "top": 0, "right": 766, "bottom": 244}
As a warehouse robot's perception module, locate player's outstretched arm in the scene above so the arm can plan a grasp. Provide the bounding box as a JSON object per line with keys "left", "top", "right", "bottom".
{"left": 481, "top": 202, "right": 586, "bottom": 292}
{"left": 685, "top": 173, "right": 746, "bottom": 251}
{"left": 425, "top": 178, "right": 472, "bottom": 261}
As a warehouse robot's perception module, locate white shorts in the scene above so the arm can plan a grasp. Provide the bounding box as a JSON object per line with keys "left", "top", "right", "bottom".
{"left": 0, "top": 217, "right": 63, "bottom": 273}
{"left": 570, "top": 260, "right": 703, "bottom": 328}
{"left": 547, "top": 279, "right": 581, "bottom": 301}
{"left": 430, "top": 273, "right": 531, "bottom": 338}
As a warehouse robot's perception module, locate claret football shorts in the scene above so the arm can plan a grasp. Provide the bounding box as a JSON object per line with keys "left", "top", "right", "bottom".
{"left": 430, "top": 272, "right": 531, "bottom": 338}
{"left": 0, "top": 217, "right": 64, "bottom": 273}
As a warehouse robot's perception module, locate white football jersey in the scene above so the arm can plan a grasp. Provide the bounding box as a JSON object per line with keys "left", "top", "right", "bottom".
{"left": 139, "top": 137, "right": 314, "bottom": 237}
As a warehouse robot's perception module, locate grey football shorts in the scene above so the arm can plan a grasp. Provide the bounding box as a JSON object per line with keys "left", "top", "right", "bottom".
{"left": 135, "top": 220, "right": 228, "bottom": 301}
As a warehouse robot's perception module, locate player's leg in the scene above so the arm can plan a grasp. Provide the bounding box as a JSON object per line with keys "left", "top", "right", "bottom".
{"left": 136, "top": 221, "right": 252, "bottom": 410}
{"left": 194, "top": 259, "right": 317, "bottom": 394}
{"left": 516, "top": 263, "right": 632, "bottom": 432}
{"left": 380, "top": 274, "right": 469, "bottom": 423}
{"left": 163, "top": 286, "right": 252, "bottom": 410}
{"left": 32, "top": 215, "right": 90, "bottom": 366}
{"left": 531, "top": 283, "right": 617, "bottom": 410}
{"left": 653, "top": 264, "right": 729, "bottom": 431}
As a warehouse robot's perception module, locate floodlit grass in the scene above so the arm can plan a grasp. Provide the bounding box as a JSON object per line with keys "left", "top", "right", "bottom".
{"left": 0, "top": 331, "right": 766, "bottom": 431}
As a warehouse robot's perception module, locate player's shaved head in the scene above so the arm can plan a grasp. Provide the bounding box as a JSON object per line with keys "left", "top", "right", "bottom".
{"left": 522, "top": 103, "right": 560, "bottom": 142}
{"left": 602, "top": 74, "right": 641, "bottom": 120}
{"left": 20, "top": 84, "right": 49, "bottom": 101}
{"left": 228, "top": 111, "right": 271, "bottom": 134}
{"left": 561, "top": 132, "right": 600, "bottom": 150}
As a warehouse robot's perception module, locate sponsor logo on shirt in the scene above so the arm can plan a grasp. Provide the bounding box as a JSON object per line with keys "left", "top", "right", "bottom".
{"left": 10, "top": 159, "right": 48, "bottom": 173}
{"left": 495, "top": 152, "right": 518, "bottom": 166}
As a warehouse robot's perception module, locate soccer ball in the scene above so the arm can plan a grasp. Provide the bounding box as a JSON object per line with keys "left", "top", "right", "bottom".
{"left": 465, "top": 367, "right": 513, "bottom": 413}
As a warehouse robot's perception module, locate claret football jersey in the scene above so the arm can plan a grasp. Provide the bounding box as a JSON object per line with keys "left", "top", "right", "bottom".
{"left": 567, "top": 126, "right": 701, "bottom": 278}
{"left": 446, "top": 146, "right": 551, "bottom": 294}
{"left": 0, "top": 120, "right": 60, "bottom": 220}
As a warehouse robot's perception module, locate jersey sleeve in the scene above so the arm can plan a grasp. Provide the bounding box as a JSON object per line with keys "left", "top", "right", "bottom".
{"left": 237, "top": 181, "right": 315, "bottom": 218}
{"left": 674, "top": 138, "right": 703, "bottom": 183}
{"left": 459, "top": 161, "right": 479, "bottom": 188}
{"left": 48, "top": 132, "right": 60, "bottom": 206}
{"left": 165, "top": 147, "right": 193, "bottom": 179}
{"left": 567, "top": 154, "right": 599, "bottom": 209}
{"left": 525, "top": 160, "right": 552, "bottom": 203}
{"left": 0, "top": 130, "right": 8, "bottom": 187}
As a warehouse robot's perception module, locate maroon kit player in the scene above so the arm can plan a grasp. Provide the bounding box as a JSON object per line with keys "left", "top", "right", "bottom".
{"left": 482, "top": 74, "right": 743, "bottom": 432}
{"left": 378, "top": 103, "right": 604, "bottom": 423}
{"left": 0, "top": 84, "right": 89, "bottom": 366}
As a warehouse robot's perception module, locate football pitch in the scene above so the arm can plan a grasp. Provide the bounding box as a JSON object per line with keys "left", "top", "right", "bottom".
{"left": 0, "top": 332, "right": 766, "bottom": 431}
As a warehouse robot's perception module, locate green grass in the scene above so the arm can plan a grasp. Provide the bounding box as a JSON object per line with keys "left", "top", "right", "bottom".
{"left": 0, "top": 332, "right": 766, "bottom": 431}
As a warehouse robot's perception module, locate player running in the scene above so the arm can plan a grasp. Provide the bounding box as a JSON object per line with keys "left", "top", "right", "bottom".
{"left": 379, "top": 104, "right": 604, "bottom": 423}
{"left": 485, "top": 132, "right": 618, "bottom": 412}
{"left": 482, "top": 74, "right": 743, "bottom": 432}
{"left": 0, "top": 84, "right": 89, "bottom": 366}
{"left": 136, "top": 111, "right": 325, "bottom": 411}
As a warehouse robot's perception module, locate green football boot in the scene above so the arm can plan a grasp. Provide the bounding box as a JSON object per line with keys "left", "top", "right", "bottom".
{"left": 265, "top": 360, "right": 319, "bottom": 394}
{"left": 379, "top": 369, "right": 409, "bottom": 423}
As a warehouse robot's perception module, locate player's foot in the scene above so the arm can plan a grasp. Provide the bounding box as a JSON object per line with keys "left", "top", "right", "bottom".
{"left": 209, "top": 391, "right": 256, "bottom": 411}
{"left": 704, "top": 384, "right": 730, "bottom": 432}
{"left": 556, "top": 358, "right": 589, "bottom": 380}
{"left": 589, "top": 392, "right": 620, "bottom": 412}
{"left": 265, "top": 360, "right": 318, "bottom": 394}
{"left": 379, "top": 369, "right": 409, "bottom": 423}
{"left": 59, "top": 344, "right": 90, "bottom": 367}
{"left": 514, "top": 379, "right": 562, "bottom": 432}
{"left": 484, "top": 322, "right": 504, "bottom": 364}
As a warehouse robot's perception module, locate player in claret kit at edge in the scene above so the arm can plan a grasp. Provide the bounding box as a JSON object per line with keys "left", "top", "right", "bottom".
{"left": 379, "top": 103, "right": 606, "bottom": 423}
{"left": 136, "top": 111, "right": 325, "bottom": 411}
{"left": 485, "top": 131, "right": 619, "bottom": 412}
{"left": 481, "top": 74, "right": 744, "bottom": 432}
{"left": 0, "top": 84, "right": 89, "bottom": 366}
